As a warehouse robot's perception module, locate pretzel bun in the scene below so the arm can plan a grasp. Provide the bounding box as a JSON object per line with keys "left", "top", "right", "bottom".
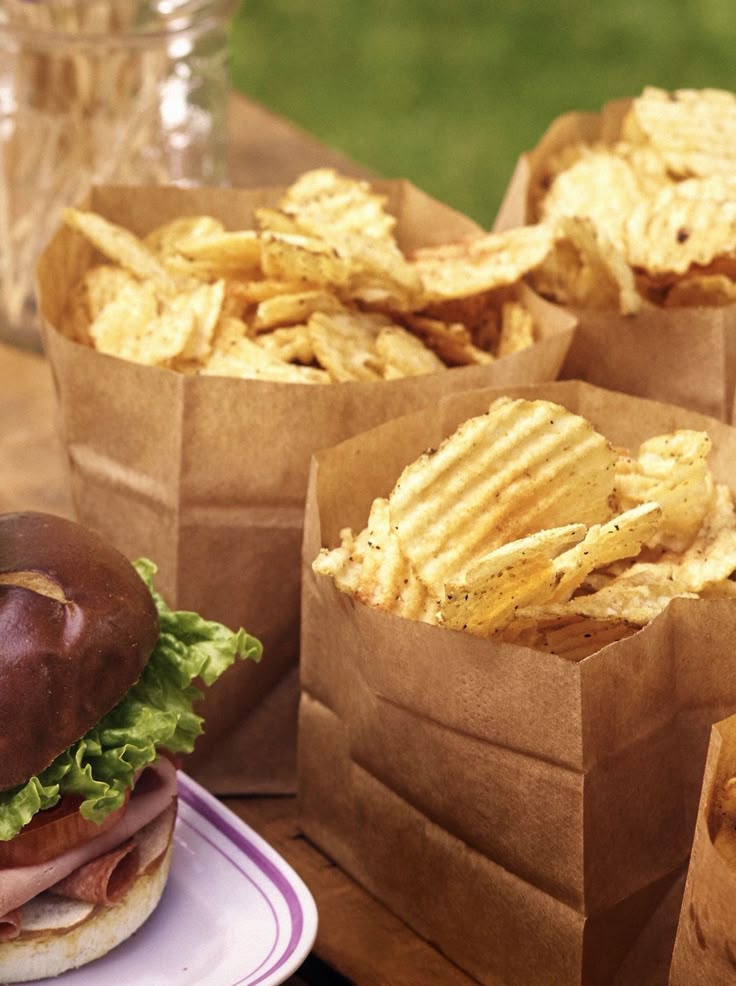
{"left": 0, "top": 511, "right": 159, "bottom": 789}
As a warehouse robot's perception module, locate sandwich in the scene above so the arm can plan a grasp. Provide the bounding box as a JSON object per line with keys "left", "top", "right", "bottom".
{"left": 0, "top": 511, "right": 261, "bottom": 982}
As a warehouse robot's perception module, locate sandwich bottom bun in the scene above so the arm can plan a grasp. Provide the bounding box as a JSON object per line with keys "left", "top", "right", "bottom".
{"left": 0, "top": 805, "right": 176, "bottom": 983}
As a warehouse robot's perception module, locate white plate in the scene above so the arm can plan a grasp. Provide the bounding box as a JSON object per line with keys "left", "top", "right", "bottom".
{"left": 42, "top": 772, "right": 318, "bottom": 986}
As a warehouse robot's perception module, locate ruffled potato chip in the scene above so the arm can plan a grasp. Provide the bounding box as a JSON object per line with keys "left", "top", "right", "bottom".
{"left": 63, "top": 207, "right": 176, "bottom": 295}
{"left": 375, "top": 325, "right": 445, "bottom": 379}
{"left": 615, "top": 430, "right": 715, "bottom": 551}
{"left": 439, "top": 524, "right": 586, "bottom": 636}
{"left": 623, "top": 86, "right": 736, "bottom": 178}
{"left": 410, "top": 224, "right": 557, "bottom": 303}
{"left": 388, "top": 397, "right": 617, "bottom": 595}
{"left": 401, "top": 314, "right": 494, "bottom": 367}
{"left": 496, "top": 301, "right": 535, "bottom": 358}
{"left": 307, "top": 311, "right": 386, "bottom": 382}
{"left": 354, "top": 498, "right": 435, "bottom": 621}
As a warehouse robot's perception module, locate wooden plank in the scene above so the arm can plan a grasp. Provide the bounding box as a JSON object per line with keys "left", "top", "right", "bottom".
{"left": 225, "top": 796, "right": 477, "bottom": 986}
{"left": 227, "top": 92, "right": 372, "bottom": 187}
{"left": 0, "top": 342, "right": 72, "bottom": 517}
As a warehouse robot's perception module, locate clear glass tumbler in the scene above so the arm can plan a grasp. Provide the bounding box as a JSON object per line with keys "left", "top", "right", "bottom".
{"left": 0, "top": 0, "right": 236, "bottom": 348}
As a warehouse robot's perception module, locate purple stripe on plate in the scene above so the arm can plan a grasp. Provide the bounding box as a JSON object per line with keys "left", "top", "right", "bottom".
{"left": 178, "top": 774, "right": 307, "bottom": 986}
{"left": 178, "top": 812, "right": 281, "bottom": 981}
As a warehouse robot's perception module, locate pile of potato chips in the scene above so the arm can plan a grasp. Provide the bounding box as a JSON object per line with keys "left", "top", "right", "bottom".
{"left": 313, "top": 397, "right": 736, "bottom": 659}
{"left": 59, "top": 169, "right": 554, "bottom": 383}
{"left": 526, "top": 86, "right": 736, "bottom": 312}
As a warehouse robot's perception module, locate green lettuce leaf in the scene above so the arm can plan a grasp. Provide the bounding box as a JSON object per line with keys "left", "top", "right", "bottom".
{"left": 0, "top": 559, "right": 262, "bottom": 841}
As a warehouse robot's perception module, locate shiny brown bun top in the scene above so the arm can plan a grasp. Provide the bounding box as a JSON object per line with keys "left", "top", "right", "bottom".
{"left": 0, "top": 512, "right": 159, "bottom": 790}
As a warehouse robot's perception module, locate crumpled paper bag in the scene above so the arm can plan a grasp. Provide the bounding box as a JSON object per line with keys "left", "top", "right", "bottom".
{"left": 299, "top": 378, "right": 736, "bottom": 984}
{"left": 669, "top": 715, "right": 736, "bottom": 984}
{"left": 493, "top": 97, "right": 736, "bottom": 423}
{"left": 36, "top": 180, "right": 574, "bottom": 793}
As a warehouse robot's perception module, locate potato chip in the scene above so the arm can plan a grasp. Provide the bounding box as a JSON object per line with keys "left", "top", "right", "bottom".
{"left": 165, "top": 230, "right": 262, "bottom": 279}
{"left": 615, "top": 430, "right": 715, "bottom": 551}
{"left": 89, "top": 280, "right": 197, "bottom": 366}
{"left": 550, "top": 502, "right": 663, "bottom": 602}
{"left": 201, "top": 336, "right": 329, "bottom": 384}
{"left": 83, "top": 264, "right": 137, "bottom": 317}
{"left": 61, "top": 264, "right": 136, "bottom": 344}
{"left": 63, "top": 207, "right": 176, "bottom": 294}
{"left": 253, "top": 290, "right": 344, "bottom": 332}
{"left": 210, "top": 315, "right": 252, "bottom": 353}
{"left": 500, "top": 612, "right": 639, "bottom": 659}
{"left": 665, "top": 484, "right": 736, "bottom": 591}
{"left": 518, "top": 579, "right": 697, "bottom": 628}
{"left": 388, "top": 397, "right": 617, "bottom": 595}
{"left": 177, "top": 279, "right": 226, "bottom": 361}
{"left": 260, "top": 230, "right": 350, "bottom": 288}
{"left": 423, "top": 290, "right": 501, "bottom": 337}
{"left": 538, "top": 148, "right": 646, "bottom": 251}
{"left": 625, "top": 182, "right": 736, "bottom": 276}
{"left": 402, "top": 314, "right": 494, "bottom": 366}
{"left": 223, "top": 278, "right": 310, "bottom": 309}
{"left": 144, "top": 215, "right": 225, "bottom": 258}
{"left": 409, "top": 224, "right": 557, "bottom": 302}
{"left": 612, "top": 140, "right": 672, "bottom": 198}
{"left": 375, "top": 325, "right": 445, "bottom": 379}
{"left": 307, "top": 311, "right": 386, "bottom": 382}
{"left": 664, "top": 273, "right": 736, "bottom": 307}
{"left": 354, "top": 498, "right": 436, "bottom": 621}
{"left": 255, "top": 325, "right": 315, "bottom": 365}
{"left": 624, "top": 86, "right": 736, "bottom": 179}
{"left": 264, "top": 167, "right": 398, "bottom": 242}
{"left": 496, "top": 300, "right": 535, "bottom": 357}
{"left": 674, "top": 527, "right": 736, "bottom": 592}
{"left": 251, "top": 206, "right": 302, "bottom": 238}
{"left": 439, "top": 524, "right": 586, "bottom": 636}
{"left": 313, "top": 525, "right": 369, "bottom": 596}
{"left": 87, "top": 279, "right": 156, "bottom": 359}
{"left": 540, "top": 215, "right": 641, "bottom": 314}
{"left": 340, "top": 233, "right": 423, "bottom": 311}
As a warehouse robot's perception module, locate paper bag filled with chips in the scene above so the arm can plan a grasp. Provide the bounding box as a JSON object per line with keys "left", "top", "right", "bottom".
{"left": 36, "top": 172, "right": 574, "bottom": 794}
{"left": 493, "top": 86, "right": 736, "bottom": 421}
{"left": 669, "top": 715, "right": 736, "bottom": 985}
{"left": 300, "top": 379, "right": 736, "bottom": 985}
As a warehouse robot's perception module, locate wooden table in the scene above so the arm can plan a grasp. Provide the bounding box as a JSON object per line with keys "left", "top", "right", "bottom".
{"left": 0, "top": 92, "right": 476, "bottom": 986}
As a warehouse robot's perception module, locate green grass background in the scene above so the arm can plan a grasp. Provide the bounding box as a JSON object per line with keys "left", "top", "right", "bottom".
{"left": 228, "top": 0, "right": 736, "bottom": 228}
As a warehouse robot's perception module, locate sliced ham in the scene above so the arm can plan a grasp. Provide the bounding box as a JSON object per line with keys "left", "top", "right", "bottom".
{"left": 0, "top": 909, "right": 20, "bottom": 941}
{"left": 0, "top": 757, "right": 176, "bottom": 921}
{"left": 50, "top": 839, "right": 139, "bottom": 907}
{"left": 47, "top": 802, "right": 176, "bottom": 908}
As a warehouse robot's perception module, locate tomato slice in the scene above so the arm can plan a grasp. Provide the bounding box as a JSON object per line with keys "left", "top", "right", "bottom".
{"left": 0, "top": 793, "right": 129, "bottom": 868}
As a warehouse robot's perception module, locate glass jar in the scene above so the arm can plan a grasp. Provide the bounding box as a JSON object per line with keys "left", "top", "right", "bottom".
{"left": 0, "top": 0, "right": 236, "bottom": 348}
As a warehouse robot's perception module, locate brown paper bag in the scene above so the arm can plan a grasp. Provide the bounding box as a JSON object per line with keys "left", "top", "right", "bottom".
{"left": 299, "top": 379, "right": 736, "bottom": 985}
{"left": 669, "top": 716, "right": 736, "bottom": 984}
{"left": 36, "top": 181, "right": 575, "bottom": 794}
{"left": 493, "top": 98, "right": 736, "bottom": 422}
